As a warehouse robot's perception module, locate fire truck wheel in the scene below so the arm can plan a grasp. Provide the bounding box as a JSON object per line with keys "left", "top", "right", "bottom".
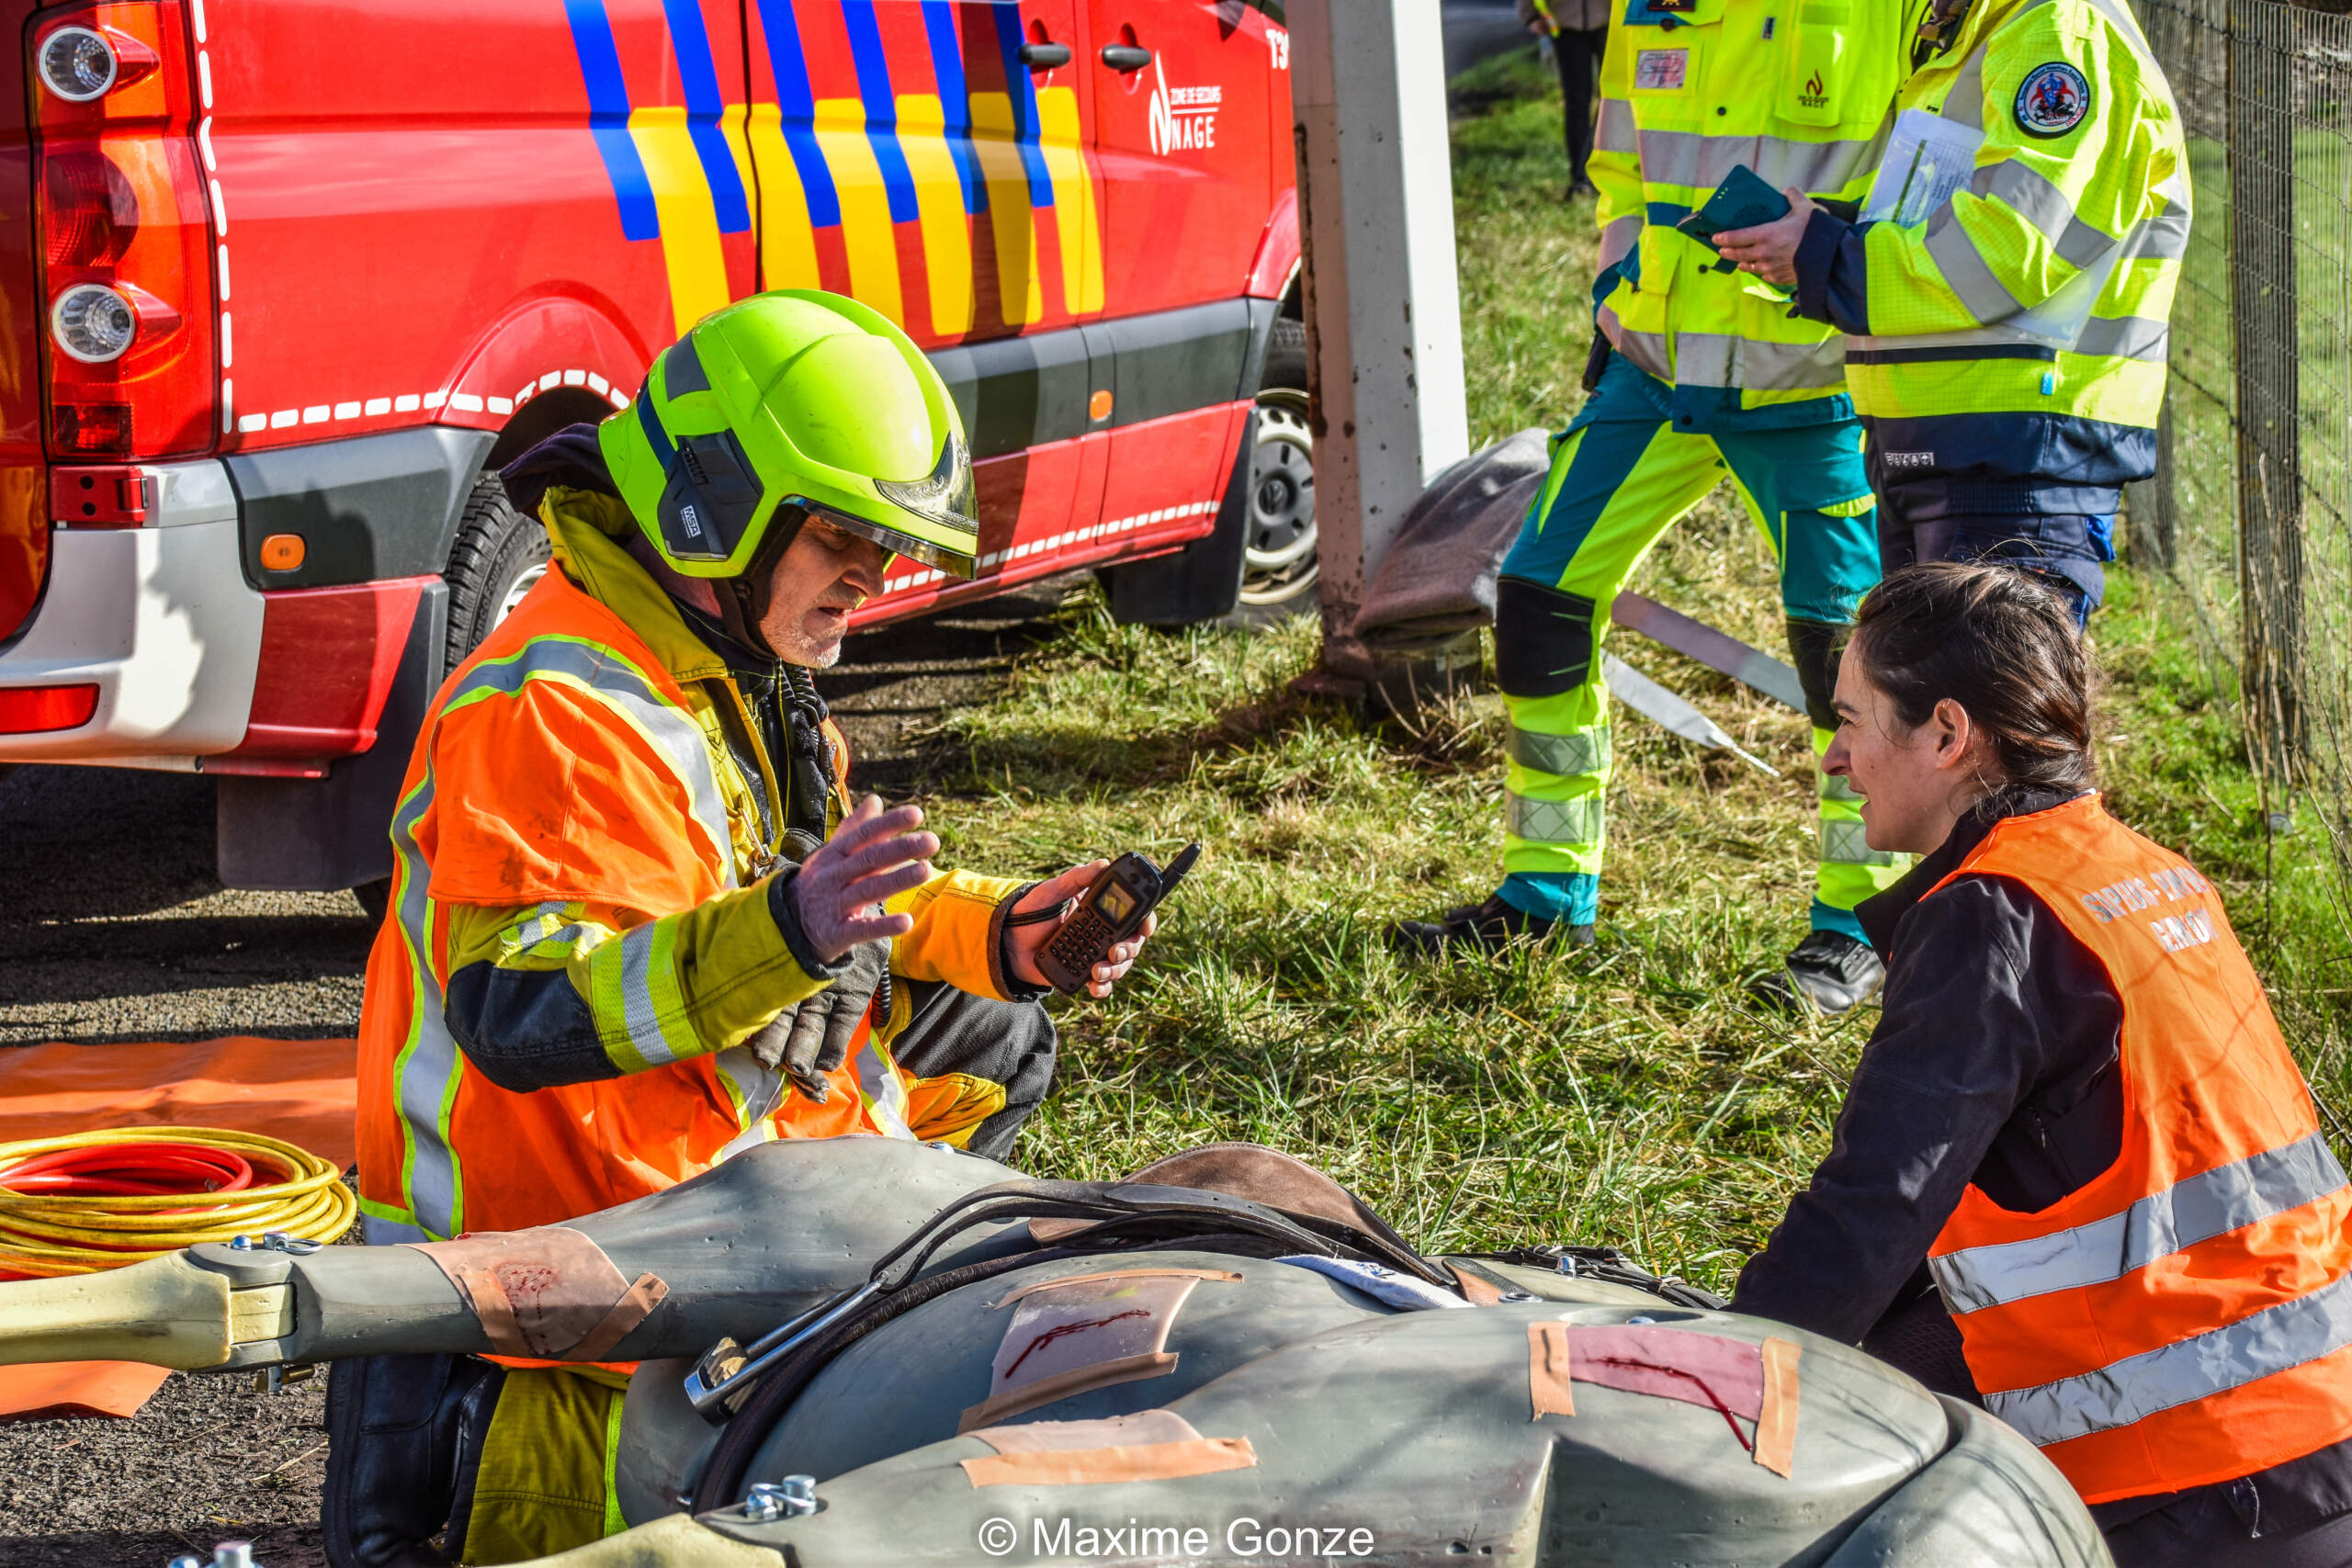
{"left": 443, "top": 473, "right": 551, "bottom": 671}
{"left": 1226, "top": 318, "right": 1316, "bottom": 627}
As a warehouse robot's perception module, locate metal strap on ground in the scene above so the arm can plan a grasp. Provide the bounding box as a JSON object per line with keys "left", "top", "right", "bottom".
{"left": 1612, "top": 592, "right": 1806, "bottom": 713}
{"left": 1986, "top": 1265, "right": 2352, "bottom": 1447}
{"left": 1508, "top": 724, "right": 1610, "bottom": 780}
{"left": 1932, "top": 1131, "right": 2349, "bottom": 1314}
{"left": 1507, "top": 790, "right": 1604, "bottom": 847}
{"left": 1603, "top": 655, "right": 1781, "bottom": 778}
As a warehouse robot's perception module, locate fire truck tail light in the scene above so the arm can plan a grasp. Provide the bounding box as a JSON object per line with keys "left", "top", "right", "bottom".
{"left": 38, "top": 27, "right": 117, "bottom": 101}
{"left": 51, "top": 282, "right": 137, "bottom": 362}
{"left": 34, "top": 2, "right": 216, "bottom": 462}
{"left": 44, "top": 151, "right": 137, "bottom": 269}
{"left": 0, "top": 684, "right": 100, "bottom": 735}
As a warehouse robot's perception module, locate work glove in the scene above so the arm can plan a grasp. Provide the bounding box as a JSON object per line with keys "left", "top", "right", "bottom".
{"left": 749, "top": 937, "right": 890, "bottom": 1104}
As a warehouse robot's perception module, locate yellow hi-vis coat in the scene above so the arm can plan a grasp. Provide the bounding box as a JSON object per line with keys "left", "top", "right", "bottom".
{"left": 1807, "top": 0, "right": 2188, "bottom": 518}
{"left": 1589, "top": 0, "right": 1917, "bottom": 414}
{"left": 356, "top": 485, "right": 1022, "bottom": 1244}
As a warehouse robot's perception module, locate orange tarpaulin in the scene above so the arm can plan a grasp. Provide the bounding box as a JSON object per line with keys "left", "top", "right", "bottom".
{"left": 0, "top": 1036, "right": 358, "bottom": 1167}
{"left": 0, "top": 1035, "right": 357, "bottom": 1421}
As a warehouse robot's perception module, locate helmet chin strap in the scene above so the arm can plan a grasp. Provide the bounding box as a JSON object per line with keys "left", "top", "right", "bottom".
{"left": 716, "top": 505, "right": 808, "bottom": 660}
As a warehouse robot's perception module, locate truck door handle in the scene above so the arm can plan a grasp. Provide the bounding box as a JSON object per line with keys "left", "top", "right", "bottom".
{"left": 1100, "top": 44, "right": 1153, "bottom": 71}
{"left": 1017, "top": 41, "right": 1072, "bottom": 67}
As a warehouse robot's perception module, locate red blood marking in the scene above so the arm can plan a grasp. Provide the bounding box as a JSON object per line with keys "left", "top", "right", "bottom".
{"left": 1004, "top": 1309, "right": 1150, "bottom": 1378}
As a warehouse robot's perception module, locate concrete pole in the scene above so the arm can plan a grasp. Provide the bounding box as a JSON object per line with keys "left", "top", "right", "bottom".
{"left": 1288, "top": 0, "right": 1471, "bottom": 692}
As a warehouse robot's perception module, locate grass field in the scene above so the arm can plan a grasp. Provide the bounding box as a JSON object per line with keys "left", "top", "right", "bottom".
{"left": 909, "top": 47, "right": 2352, "bottom": 1293}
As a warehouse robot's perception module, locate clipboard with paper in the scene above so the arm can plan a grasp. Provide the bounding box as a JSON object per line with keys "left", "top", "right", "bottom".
{"left": 1861, "top": 107, "right": 2120, "bottom": 351}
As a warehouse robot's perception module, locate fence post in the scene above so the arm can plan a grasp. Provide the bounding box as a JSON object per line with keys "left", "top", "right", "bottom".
{"left": 2228, "top": 1, "right": 2306, "bottom": 777}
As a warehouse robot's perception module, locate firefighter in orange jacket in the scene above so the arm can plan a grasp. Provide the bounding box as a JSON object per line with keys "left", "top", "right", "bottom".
{"left": 1733, "top": 562, "right": 2352, "bottom": 1566}
{"left": 331, "top": 292, "right": 1155, "bottom": 1567}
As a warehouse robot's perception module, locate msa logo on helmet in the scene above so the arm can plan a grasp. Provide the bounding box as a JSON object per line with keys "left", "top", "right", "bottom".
{"left": 2015, "top": 62, "right": 2091, "bottom": 138}
{"left": 657, "top": 430, "right": 765, "bottom": 562}
{"left": 1797, "top": 69, "right": 1827, "bottom": 109}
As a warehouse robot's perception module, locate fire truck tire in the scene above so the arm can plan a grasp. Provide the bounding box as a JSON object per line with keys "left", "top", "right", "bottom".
{"left": 1221, "top": 316, "right": 1315, "bottom": 628}
{"left": 442, "top": 473, "right": 550, "bottom": 671}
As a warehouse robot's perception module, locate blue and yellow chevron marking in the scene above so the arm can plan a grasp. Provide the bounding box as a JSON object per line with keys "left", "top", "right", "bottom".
{"left": 563, "top": 0, "right": 660, "bottom": 243}
{"left": 571, "top": 0, "right": 1102, "bottom": 339}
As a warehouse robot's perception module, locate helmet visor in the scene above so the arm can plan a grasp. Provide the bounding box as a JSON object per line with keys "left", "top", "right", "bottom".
{"left": 788, "top": 491, "right": 978, "bottom": 580}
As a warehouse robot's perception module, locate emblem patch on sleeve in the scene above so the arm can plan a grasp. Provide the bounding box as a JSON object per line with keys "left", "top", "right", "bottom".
{"left": 2014, "top": 62, "right": 2091, "bottom": 137}
{"left": 1634, "top": 49, "right": 1689, "bottom": 90}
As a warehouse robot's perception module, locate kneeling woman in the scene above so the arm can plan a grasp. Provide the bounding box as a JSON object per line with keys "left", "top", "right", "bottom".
{"left": 1732, "top": 563, "right": 2352, "bottom": 1566}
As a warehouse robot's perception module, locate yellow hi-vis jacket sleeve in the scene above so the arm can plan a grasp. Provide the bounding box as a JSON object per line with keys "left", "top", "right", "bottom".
{"left": 1861, "top": 6, "right": 2181, "bottom": 338}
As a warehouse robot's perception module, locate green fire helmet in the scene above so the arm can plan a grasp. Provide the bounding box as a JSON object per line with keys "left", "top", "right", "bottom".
{"left": 600, "top": 289, "right": 978, "bottom": 581}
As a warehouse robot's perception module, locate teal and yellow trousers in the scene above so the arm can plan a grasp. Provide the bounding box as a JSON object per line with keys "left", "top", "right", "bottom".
{"left": 1494, "top": 358, "right": 1904, "bottom": 935}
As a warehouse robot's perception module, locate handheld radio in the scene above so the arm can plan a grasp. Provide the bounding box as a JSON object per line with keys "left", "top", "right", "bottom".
{"left": 1033, "top": 842, "right": 1201, "bottom": 995}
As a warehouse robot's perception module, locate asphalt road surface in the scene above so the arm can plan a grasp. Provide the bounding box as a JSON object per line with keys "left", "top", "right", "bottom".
{"left": 1444, "top": 0, "right": 1540, "bottom": 80}
{"left": 0, "top": 578, "right": 1075, "bottom": 1567}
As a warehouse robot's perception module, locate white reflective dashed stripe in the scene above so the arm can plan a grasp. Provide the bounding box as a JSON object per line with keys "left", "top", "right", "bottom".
{"left": 2074, "top": 315, "right": 2170, "bottom": 362}
{"left": 1932, "top": 1133, "right": 2350, "bottom": 1315}
{"left": 1986, "top": 1266, "right": 2352, "bottom": 1448}
{"left": 1969, "top": 161, "right": 2115, "bottom": 271}
{"left": 855, "top": 1036, "right": 915, "bottom": 1141}
{"left": 1598, "top": 303, "right": 1674, "bottom": 381}
{"left": 360, "top": 1213, "right": 431, "bottom": 1246}
{"left": 1598, "top": 321, "right": 1845, "bottom": 390}
{"left": 447, "top": 637, "right": 736, "bottom": 887}
{"left": 1940, "top": 45, "right": 1988, "bottom": 130}
{"left": 1923, "top": 204, "right": 2027, "bottom": 324}
{"left": 714, "top": 1046, "right": 787, "bottom": 1158}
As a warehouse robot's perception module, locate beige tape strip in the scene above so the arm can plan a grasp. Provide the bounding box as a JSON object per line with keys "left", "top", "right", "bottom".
{"left": 405, "top": 1227, "right": 666, "bottom": 1360}
{"left": 957, "top": 1351, "right": 1180, "bottom": 1433}
{"left": 1528, "top": 1321, "right": 1575, "bottom": 1419}
{"left": 971, "top": 1411, "right": 1202, "bottom": 1453}
{"left": 989, "top": 1268, "right": 1242, "bottom": 1310}
{"left": 961, "top": 1437, "right": 1258, "bottom": 1488}
{"left": 1754, "top": 1337, "right": 1801, "bottom": 1479}
{"left": 570, "top": 1273, "right": 671, "bottom": 1361}
{"left": 1449, "top": 1263, "right": 1506, "bottom": 1306}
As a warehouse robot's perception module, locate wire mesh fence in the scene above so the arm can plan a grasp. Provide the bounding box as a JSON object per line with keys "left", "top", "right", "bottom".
{"left": 2135, "top": 0, "right": 2352, "bottom": 918}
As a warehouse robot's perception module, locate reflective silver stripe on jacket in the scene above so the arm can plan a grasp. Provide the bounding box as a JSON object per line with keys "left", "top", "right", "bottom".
{"left": 1597, "top": 97, "right": 1636, "bottom": 155}
{"left": 1986, "top": 1264, "right": 2352, "bottom": 1447}
{"left": 454, "top": 638, "right": 738, "bottom": 887}
{"left": 1596, "top": 310, "right": 1844, "bottom": 391}
{"left": 386, "top": 771, "right": 464, "bottom": 1240}
{"left": 1923, "top": 204, "right": 2027, "bottom": 324}
{"left": 1600, "top": 214, "right": 1642, "bottom": 272}
{"left": 1972, "top": 162, "right": 2115, "bottom": 270}
{"left": 1630, "top": 127, "right": 1879, "bottom": 198}
{"left": 2074, "top": 315, "right": 2170, "bottom": 362}
{"left": 1507, "top": 790, "right": 1604, "bottom": 847}
{"left": 1932, "top": 1131, "right": 2350, "bottom": 1315}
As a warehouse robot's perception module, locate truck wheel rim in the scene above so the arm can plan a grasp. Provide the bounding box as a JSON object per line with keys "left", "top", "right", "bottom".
{"left": 1240, "top": 389, "right": 1316, "bottom": 604}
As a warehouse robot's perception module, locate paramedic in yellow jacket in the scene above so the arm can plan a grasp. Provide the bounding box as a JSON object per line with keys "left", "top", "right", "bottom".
{"left": 1715, "top": 0, "right": 2188, "bottom": 626}
{"left": 331, "top": 291, "right": 1152, "bottom": 1568}
{"left": 1396, "top": 0, "right": 1920, "bottom": 1017}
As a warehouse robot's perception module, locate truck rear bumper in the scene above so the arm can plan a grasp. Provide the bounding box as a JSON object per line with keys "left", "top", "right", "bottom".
{"left": 0, "top": 460, "right": 262, "bottom": 764}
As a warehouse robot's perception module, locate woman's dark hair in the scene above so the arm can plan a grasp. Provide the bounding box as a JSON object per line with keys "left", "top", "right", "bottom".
{"left": 1846, "top": 562, "right": 2095, "bottom": 795}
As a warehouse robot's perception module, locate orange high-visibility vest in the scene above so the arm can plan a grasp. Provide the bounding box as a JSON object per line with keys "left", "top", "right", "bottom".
{"left": 355, "top": 566, "right": 907, "bottom": 1244}
{"left": 1925, "top": 795, "right": 2352, "bottom": 1503}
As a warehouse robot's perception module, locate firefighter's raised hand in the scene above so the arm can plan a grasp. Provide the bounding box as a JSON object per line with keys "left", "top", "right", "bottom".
{"left": 787, "top": 795, "right": 936, "bottom": 964}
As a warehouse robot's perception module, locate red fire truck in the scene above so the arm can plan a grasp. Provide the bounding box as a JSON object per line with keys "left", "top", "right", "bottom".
{"left": 0, "top": 0, "right": 1311, "bottom": 897}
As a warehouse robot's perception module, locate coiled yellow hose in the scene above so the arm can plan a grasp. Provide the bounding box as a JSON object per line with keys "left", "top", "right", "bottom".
{"left": 0, "top": 1126, "right": 355, "bottom": 1278}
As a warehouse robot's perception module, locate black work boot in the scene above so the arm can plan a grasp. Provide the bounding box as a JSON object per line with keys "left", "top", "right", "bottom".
{"left": 1748, "top": 931, "right": 1886, "bottom": 1016}
{"left": 1390, "top": 895, "right": 1594, "bottom": 957}
{"left": 322, "top": 1352, "right": 505, "bottom": 1568}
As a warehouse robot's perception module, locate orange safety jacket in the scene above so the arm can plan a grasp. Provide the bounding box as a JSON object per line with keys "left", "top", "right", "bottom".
{"left": 1925, "top": 795, "right": 2352, "bottom": 1503}
{"left": 356, "top": 485, "right": 1022, "bottom": 1244}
